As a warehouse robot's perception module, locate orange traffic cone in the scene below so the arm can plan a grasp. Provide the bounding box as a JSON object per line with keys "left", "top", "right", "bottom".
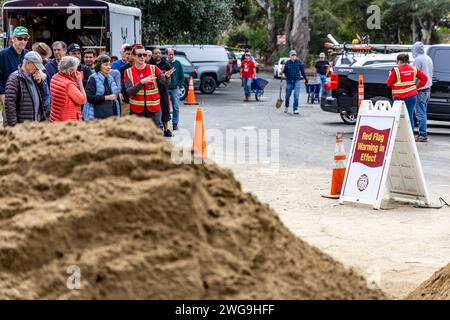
{"left": 357, "top": 74, "right": 364, "bottom": 111}
{"left": 193, "top": 107, "right": 207, "bottom": 157}
{"left": 184, "top": 76, "right": 199, "bottom": 105}
{"left": 322, "top": 132, "right": 347, "bottom": 199}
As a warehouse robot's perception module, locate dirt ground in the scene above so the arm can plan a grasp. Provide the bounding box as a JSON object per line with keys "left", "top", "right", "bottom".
{"left": 230, "top": 164, "right": 450, "bottom": 299}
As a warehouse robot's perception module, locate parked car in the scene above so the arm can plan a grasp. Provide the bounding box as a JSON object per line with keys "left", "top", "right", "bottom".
{"left": 321, "top": 44, "right": 450, "bottom": 125}
{"left": 154, "top": 45, "right": 229, "bottom": 94}
{"left": 273, "top": 57, "right": 289, "bottom": 78}
{"left": 146, "top": 46, "right": 200, "bottom": 100}
{"left": 350, "top": 53, "right": 413, "bottom": 67}
{"left": 227, "top": 51, "right": 239, "bottom": 74}
{"left": 163, "top": 52, "right": 199, "bottom": 100}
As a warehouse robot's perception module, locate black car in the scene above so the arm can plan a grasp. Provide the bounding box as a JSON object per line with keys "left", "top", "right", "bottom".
{"left": 321, "top": 44, "right": 450, "bottom": 124}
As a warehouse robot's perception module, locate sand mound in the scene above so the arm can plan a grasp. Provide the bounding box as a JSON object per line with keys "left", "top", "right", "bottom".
{"left": 0, "top": 117, "right": 384, "bottom": 299}
{"left": 407, "top": 263, "right": 450, "bottom": 300}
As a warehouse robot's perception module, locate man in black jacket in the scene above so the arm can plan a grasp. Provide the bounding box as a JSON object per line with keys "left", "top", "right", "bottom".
{"left": 67, "top": 43, "right": 92, "bottom": 88}
{"left": 5, "top": 51, "right": 47, "bottom": 126}
{"left": 149, "top": 48, "right": 173, "bottom": 137}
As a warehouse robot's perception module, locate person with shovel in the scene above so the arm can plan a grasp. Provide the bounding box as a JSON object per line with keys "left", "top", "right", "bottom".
{"left": 282, "top": 50, "right": 308, "bottom": 114}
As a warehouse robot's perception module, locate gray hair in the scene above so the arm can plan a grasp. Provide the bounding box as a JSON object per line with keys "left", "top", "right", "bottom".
{"left": 58, "top": 56, "right": 80, "bottom": 75}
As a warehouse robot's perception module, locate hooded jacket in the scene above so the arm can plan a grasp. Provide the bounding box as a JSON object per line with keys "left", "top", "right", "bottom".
{"left": 412, "top": 42, "right": 433, "bottom": 90}
{"left": 5, "top": 68, "right": 47, "bottom": 126}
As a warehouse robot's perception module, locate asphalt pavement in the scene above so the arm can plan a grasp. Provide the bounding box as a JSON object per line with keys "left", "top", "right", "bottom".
{"left": 176, "top": 72, "right": 450, "bottom": 189}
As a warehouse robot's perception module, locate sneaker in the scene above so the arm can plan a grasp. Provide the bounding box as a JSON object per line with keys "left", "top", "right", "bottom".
{"left": 173, "top": 124, "right": 178, "bottom": 131}
{"left": 163, "top": 129, "right": 173, "bottom": 137}
{"left": 284, "top": 107, "right": 288, "bottom": 113}
{"left": 293, "top": 109, "right": 299, "bottom": 114}
{"left": 416, "top": 135, "right": 428, "bottom": 142}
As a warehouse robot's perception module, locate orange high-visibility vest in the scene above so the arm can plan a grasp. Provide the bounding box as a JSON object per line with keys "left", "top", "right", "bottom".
{"left": 126, "top": 64, "right": 160, "bottom": 113}
{"left": 391, "top": 65, "right": 418, "bottom": 96}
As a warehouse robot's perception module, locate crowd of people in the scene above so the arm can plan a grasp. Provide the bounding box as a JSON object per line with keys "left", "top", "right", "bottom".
{"left": 0, "top": 26, "right": 184, "bottom": 138}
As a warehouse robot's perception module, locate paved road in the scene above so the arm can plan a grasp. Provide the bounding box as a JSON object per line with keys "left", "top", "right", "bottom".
{"left": 177, "top": 72, "right": 450, "bottom": 187}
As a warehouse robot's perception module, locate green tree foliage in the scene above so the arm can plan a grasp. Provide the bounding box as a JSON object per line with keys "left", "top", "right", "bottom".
{"left": 109, "top": 0, "right": 237, "bottom": 44}
{"left": 309, "top": 0, "right": 450, "bottom": 50}
{"left": 224, "top": 0, "right": 269, "bottom": 56}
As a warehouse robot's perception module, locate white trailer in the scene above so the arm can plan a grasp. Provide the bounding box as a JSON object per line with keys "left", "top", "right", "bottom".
{"left": 2, "top": 0, "right": 141, "bottom": 57}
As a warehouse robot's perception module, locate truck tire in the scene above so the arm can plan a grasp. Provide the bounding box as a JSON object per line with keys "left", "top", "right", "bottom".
{"left": 200, "top": 76, "right": 217, "bottom": 94}
{"left": 340, "top": 96, "right": 392, "bottom": 125}
{"left": 340, "top": 112, "right": 357, "bottom": 125}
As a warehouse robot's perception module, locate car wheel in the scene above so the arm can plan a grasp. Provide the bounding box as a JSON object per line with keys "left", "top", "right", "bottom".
{"left": 200, "top": 76, "right": 217, "bottom": 94}
{"left": 340, "top": 111, "right": 357, "bottom": 125}
{"left": 179, "top": 84, "right": 188, "bottom": 101}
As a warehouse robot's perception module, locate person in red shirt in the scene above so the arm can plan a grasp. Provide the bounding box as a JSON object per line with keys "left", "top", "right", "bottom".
{"left": 386, "top": 53, "right": 428, "bottom": 131}
{"left": 240, "top": 53, "right": 256, "bottom": 102}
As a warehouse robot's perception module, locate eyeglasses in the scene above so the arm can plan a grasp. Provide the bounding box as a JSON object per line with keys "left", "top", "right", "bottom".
{"left": 16, "top": 37, "right": 29, "bottom": 42}
{"left": 136, "top": 53, "right": 148, "bottom": 58}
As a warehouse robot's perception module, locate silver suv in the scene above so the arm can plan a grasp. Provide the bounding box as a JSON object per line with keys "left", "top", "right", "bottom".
{"left": 153, "top": 44, "right": 229, "bottom": 94}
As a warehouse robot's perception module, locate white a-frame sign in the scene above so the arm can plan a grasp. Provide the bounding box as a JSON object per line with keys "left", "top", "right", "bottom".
{"left": 340, "top": 100, "right": 430, "bottom": 210}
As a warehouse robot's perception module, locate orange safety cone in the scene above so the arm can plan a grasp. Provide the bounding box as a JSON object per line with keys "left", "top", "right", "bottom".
{"left": 192, "top": 107, "right": 207, "bottom": 157}
{"left": 322, "top": 132, "right": 347, "bottom": 199}
{"left": 184, "top": 76, "right": 199, "bottom": 105}
{"left": 357, "top": 74, "right": 364, "bottom": 111}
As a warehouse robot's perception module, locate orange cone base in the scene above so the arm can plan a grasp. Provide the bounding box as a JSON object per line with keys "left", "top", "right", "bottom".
{"left": 330, "top": 167, "right": 346, "bottom": 196}
{"left": 184, "top": 102, "right": 199, "bottom": 105}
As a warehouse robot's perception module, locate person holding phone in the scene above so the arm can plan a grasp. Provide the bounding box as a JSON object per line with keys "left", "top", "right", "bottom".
{"left": 83, "top": 54, "right": 120, "bottom": 120}
{"left": 49, "top": 56, "right": 87, "bottom": 122}
{"left": 124, "top": 45, "right": 175, "bottom": 129}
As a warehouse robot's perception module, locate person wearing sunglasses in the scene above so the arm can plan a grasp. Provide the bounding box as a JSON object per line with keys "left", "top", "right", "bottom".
{"left": 0, "top": 26, "right": 30, "bottom": 110}
{"left": 124, "top": 45, "right": 175, "bottom": 129}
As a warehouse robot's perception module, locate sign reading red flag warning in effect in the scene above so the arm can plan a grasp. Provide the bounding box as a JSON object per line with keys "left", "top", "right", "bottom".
{"left": 340, "top": 113, "right": 396, "bottom": 204}
{"left": 352, "top": 126, "right": 391, "bottom": 168}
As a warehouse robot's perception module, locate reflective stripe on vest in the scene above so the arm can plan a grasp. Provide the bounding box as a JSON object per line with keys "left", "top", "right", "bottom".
{"left": 392, "top": 67, "right": 418, "bottom": 95}
{"left": 126, "top": 65, "right": 160, "bottom": 111}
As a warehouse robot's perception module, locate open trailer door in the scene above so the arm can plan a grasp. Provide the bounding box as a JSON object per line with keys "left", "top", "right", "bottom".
{"left": 1, "top": 0, "right": 140, "bottom": 55}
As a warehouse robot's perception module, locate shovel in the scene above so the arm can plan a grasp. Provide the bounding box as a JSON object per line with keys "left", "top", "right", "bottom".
{"left": 276, "top": 78, "right": 283, "bottom": 108}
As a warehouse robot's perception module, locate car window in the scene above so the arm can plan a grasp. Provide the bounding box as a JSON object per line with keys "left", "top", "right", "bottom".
{"left": 175, "top": 55, "right": 191, "bottom": 67}
{"left": 433, "top": 49, "right": 450, "bottom": 73}
{"left": 363, "top": 60, "right": 395, "bottom": 66}
{"left": 176, "top": 46, "right": 228, "bottom": 62}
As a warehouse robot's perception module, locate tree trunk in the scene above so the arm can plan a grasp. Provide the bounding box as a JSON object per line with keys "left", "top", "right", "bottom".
{"left": 417, "top": 16, "right": 432, "bottom": 45}
{"left": 412, "top": 14, "right": 418, "bottom": 43}
{"left": 284, "top": 0, "right": 293, "bottom": 48}
{"left": 286, "top": 0, "right": 310, "bottom": 62}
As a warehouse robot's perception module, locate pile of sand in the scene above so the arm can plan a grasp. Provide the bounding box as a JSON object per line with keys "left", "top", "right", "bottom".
{"left": 0, "top": 117, "right": 384, "bottom": 299}
{"left": 407, "top": 263, "right": 450, "bottom": 300}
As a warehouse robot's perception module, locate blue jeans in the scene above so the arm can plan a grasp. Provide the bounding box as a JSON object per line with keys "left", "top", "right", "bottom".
{"left": 285, "top": 80, "right": 301, "bottom": 111}
{"left": 168, "top": 88, "right": 181, "bottom": 125}
{"left": 243, "top": 78, "right": 252, "bottom": 97}
{"left": 317, "top": 74, "right": 327, "bottom": 97}
{"left": 415, "top": 90, "right": 430, "bottom": 137}
{"left": 394, "top": 95, "right": 417, "bottom": 131}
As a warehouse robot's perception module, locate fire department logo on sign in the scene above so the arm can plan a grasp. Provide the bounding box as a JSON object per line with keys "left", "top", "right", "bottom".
{"left": 357, "top": 174, "right": 369, "bottom": 191}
